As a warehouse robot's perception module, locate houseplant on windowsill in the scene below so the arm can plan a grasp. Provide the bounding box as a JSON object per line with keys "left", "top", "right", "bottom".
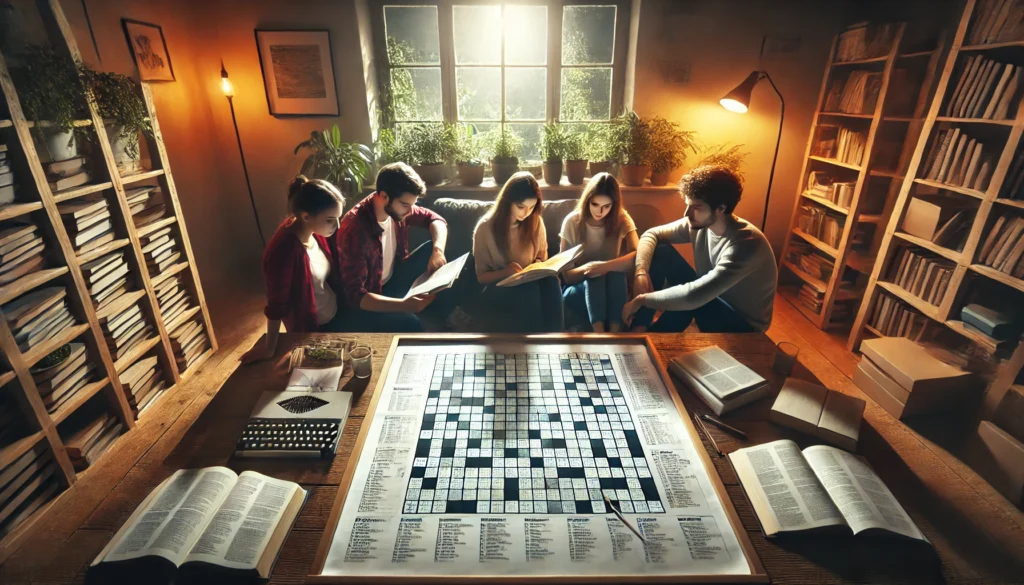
{"left": 79, "top": 66, "right": 153, "bottom": 174}
{"left": 647, "top": 115, "right": 696, "bottom": 186}
{"left": 541, "top": 122, "right": 567, "bottom": 186}
{"left": 586, "top": 122, "right": 615, "bottom": 177}
{"left": 563, "top": 130, "right": 588, "bottom": 185}
{"left": 406, "top": 122, "right": 458, "bottom": 186}
{"left": 294, "top": 124, "right": 373, "bottom": 197}
{"left": 486, "top": 126, "right": 522, "bottom": 186}
{"left": 12, "top": 45, "right": 87, "bottom": 163}
{"left": 610, "top": 111, "right": 652, "bottom": 187}
{"left": 456, "top": 123, "right": 485, "bottom": 186}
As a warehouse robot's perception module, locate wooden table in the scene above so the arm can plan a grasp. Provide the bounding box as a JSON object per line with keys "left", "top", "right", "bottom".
{"left": 61, "top": 333, "right": 1024, "bottom": 583}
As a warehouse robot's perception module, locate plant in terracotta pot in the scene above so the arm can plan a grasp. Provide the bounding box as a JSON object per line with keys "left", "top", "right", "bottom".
{"left": 585, "top": 123, "right": 615, "bottom": 176}
{"left": 647, "top": 116, "right": 696, "bottom": 186}
{"left": 563, "top": 130, "right": 588, "bottom": 185}
{"left": 79, "top": 65, "right": 152, "bottom": 171}
{"left": 294, "top": 124, "right": 374, "bottom": 196}
{"left": 456, "top": 123, "right": 485, "bottom": 186}
{"left": 12, "top": 45, "right": 87, "bottom": 163}
{"left": 540, "top": 122, "right": 567, "bottom": 186}
{"left": 485, "top": 126, "right": 521, "bottom": 186}
{"left": 405, "top": 122, "right": 458, "bottom": 186}
{"left": 609, "top": 111, "right": 652, "bottom": 187}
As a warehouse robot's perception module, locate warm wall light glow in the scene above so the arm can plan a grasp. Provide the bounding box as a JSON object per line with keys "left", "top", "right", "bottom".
{"left": 220, "top": 62, "right": 234, "bottom": 97}
{"left": 720, "top": 98, "right": 748, "bottom": 113}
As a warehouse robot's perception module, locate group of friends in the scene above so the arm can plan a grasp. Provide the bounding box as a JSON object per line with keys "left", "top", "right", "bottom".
{"left": 242, "top": 162, "right": 778, "bottom": 363}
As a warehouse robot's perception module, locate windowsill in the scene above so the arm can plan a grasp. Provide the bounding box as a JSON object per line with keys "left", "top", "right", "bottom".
{"left": 365, "top": 178, "right": 680, "bottom": 195}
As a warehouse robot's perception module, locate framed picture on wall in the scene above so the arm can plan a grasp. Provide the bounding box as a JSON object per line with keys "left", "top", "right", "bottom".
{"left": 255, "top": 30, "right": 340, "bottom": 116}
{"left": 121, "top": 19, "right": 175, "bottom": 82}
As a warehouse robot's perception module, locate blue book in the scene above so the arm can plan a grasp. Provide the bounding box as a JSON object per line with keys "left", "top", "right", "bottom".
{"left": 961, "top": 303, "right": 1017, "bottom": 340}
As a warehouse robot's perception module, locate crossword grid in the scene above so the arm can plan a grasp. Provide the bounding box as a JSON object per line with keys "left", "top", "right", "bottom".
{"left": 403, "top": 352, "right": 665, "bottom": 515}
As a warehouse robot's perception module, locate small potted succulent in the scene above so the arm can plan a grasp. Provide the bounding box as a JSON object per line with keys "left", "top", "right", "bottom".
{"left": 294, "top": 124, "right": 374, "bottom": 196}
{"left": 647, "top": 115, "right": 696, "bottom": 186}
{"left": 610, "top": 111, "right": 652, "bottom": 187}
{"left": 13, "top": 45, "right": 87, "bottom": 163}
{"left": 79, "top": 66, "right": 153, "bottom": 171}
{"left": 486, "top": 126, "right": 521, "bottom": 186}
{"left": 563, "top": 130, "right": 588, "bottom": 185}
{"left": 456, "top": 124, "right": 485, "bottom": 186}
{"left": 540, "top": 122, "right": 567, "bottom": 186}
{"left": 586, "top": 123, "right": 616, "bottom": 177}
{"left": 406, "top": 122, "right": 458, "bottom": 186}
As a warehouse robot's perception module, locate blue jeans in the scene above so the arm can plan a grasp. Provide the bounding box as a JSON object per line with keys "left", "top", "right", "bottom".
{"left": 632, "top": 244, "right": 754, "bottom": 333}
{"left": 479, "top": 276, "right": 563, "bottom": 333}
{"left": 563, "top": 272, "right": 627, "bottom": 330}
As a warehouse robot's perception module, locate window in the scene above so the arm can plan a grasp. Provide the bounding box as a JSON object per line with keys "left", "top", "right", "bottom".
{"left": 377, "top": 1, "right": 629, "bottom": 162}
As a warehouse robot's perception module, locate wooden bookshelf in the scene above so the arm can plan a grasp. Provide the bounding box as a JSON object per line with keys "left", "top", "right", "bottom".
{"left": 780, "top": 22, "right": 944, "bottom": 330}
{"left": 0, "top": 0, "right": 216, "bottom": 557}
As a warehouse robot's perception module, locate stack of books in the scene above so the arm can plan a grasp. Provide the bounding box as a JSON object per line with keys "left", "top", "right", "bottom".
{"left": 82, "top": 251, "right": 130, "bottom": 311}
{"left": 999, "top": 146, "right": 1024, "bottom": 200}
{"left": 888, "top": 247, "right": 955, "bottom": 306}
{"left": 63, "top": 411, "right": 122, "bottom": 472}
{"left": 170, "top": 317, "right": 209, "bottom": 373}
{"left": 804, "top": 171, "right": 856, "bottom": 209}
{"left": 824, "top": 70, "right": 882, "bottom": 114}
{"left": 125, "top": 186, "right": 156, "bottom": 215}
{"left": 57, "top": 194, "right": 114, "bottom": 255}
{"left": 922, "top": 128, "right": 996, "bottom": 191}
{"left": 0, "top": 141, "right": 15, "bottom": 206}
{"left": 155, "top": 274, "right": 193, "bottom": 328}
{"left": 870, "top": 294, "right": 930, "bottom": 339}
{"left": 2, "top": 286, "right": 74, "bottom": 354}
{"left": 31, "top": 342, "right": 96, "bottom": 414}
{"left": 945, "top": 55, "right": 1021, "bottom": 120}
{"left": 0, "top": 443, "right": 59, "bottom": 539}
{"left": 98, "top": 299, "right": 153, "bottom": 362}
{"left": 902, "top": 197, "right": 974, "bottom": 252}
{"left": 855, "top": 337, "right": 972, "bottom": 419}
{"left": 797, "top": 205, "right": 843, "bottom": 248}
{"left": 131, "top": 187, "right": 167, "bottom": 230}
{"left": 119, "top": 355, "right": 166, "bottom": 417}
{"left": 797, "top": 283, "right": 856, "bottom": 321}
{"left": 966, "top": 0, "right": 1024, "bottom": 46}
{"left": 143, "top": 226, "right": 180, "bottom": 276}
{"left": 812, "top": 124, "right": 866, "bottom": 166}
{"left": 0, "top": 222, "right": 45, "bottom": 285}
{"left": 45, "top": 156, "right": 91, "bottom": 193}
{"left": 977, "top": 213, "right": 1024, "bottom": 278}
{"left": 960, "top": 303, "right": 1020, "bottom": 350}
{"left": 835, "top": 22, "right": 899, "bottom": 62}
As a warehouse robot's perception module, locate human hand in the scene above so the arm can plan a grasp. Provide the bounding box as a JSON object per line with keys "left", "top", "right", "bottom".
{"left": 404, "top": 293, "right": 436, "bottom": 313}
{"left": 505, "top": 263, "right": 524, "bottom": 277}
{"left": 241, "top": 342, "right": 274, "bottom": 364}
{"left": 427, "top": 250, "right": 447, "bottom": 274}
{"left": 581, "top": 262, "right": 608, "bottom": 278}
{"left": 622, "top": 294, "right": 646, "bottom": 327}
{"left": 634, "top": 272, "right": 653, "bottom": 295}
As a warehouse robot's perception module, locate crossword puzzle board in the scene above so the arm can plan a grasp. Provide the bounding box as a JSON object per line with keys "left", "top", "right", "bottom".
{"left": 405, "top": 352, "right": 665, "bottom": 515}
{"left": 315, "top": 338, "right": 765, "bottom": 582}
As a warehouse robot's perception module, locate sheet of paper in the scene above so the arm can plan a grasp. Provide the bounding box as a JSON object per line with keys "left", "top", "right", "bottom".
{"left": 321, "top": 341, "right": 753, "bottom": 578}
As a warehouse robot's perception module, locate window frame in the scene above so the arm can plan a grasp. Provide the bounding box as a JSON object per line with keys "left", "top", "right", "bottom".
{"left": 372, "top": 0, "right": 630, "bottom": 139}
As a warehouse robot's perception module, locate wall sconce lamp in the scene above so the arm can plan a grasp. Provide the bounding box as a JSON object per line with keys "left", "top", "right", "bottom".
{"left": 720, "top": 70, "right": 784, "bottom": 233}
{"left": 221, "top": 62, "right": 265, "bottom": 245}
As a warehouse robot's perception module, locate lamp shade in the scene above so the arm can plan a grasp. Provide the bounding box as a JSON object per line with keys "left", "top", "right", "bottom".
{"left": 720, "top": 71, "right": 762, "bottom": 113}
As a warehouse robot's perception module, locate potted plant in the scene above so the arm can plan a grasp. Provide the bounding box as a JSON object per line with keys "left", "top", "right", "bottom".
{"left": 610, "top": 111, "right": 652, "bottom": 187}
{"left": 406, "top": 122, "right": 458, "bottom": 186}
{"left": 586, "top": 123, "right": 616, "bottom": 177}
{"left": 694, "top": 142, "right": 749, "bottom": 171}
{"left": 456, "top": 124, "right": 485, "bottom": 186}
{"left": 294, "top": 124, "right": 374, "bottom": 196}
{"left": 563, "top": 130, "right": 588, "bottom": 185}
{"left": 540, "top": 122, "right": 567, "bottom": 186}
{"left": 647, "top": 116, "right": 696, "bottom": 186}
{"left": 79, "top": 65, "right": 152, "bottom": 171}
{"left": 485, "top": 126, "right": 521, "bottom": 186}
{"left": 12, "top": 45, "right": 86, "bottom": 163}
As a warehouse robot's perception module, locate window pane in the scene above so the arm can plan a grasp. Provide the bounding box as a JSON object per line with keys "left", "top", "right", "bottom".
{"left": 562, "top": 5, "right": 616, "bottom": 65}
{"left": 384, "top": 6, "right": 440, "bottom": 64}
{"left": 457, "top": 67, "right": 501, "bottom": 120}
{"left": 454, "top": 5, "right": 501, "bottom": 65}
{"left": 560, "top": 67, "right": 612, "bottom": 121}
{"left": 506, "top": 68, "right": 546, "bottom": 120}
{"left": 391, "top": 68, "right": 442, "bottom": 121}
{"left": 508, "top": 123, "right": 542, "bottom": 162}
{"left": 504, "top": 5, "right": 546, "bottom": 65}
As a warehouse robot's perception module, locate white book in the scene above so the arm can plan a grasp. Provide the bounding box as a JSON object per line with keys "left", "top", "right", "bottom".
{"left": 667, "top": 346, "right": 771, "bottom": 415}
{"left": 497, "top": 245, "right": 582, "bottom": 287}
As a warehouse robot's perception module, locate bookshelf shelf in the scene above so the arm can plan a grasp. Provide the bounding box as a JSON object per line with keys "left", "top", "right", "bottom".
{"left": 792, "top": 228, "right": 840, "bottom": 257}
{"left": 52, "top": 182, "right": 112, "bottom": 203}
{"left": 120, "top": 168, "right": 165, "bottom": 185}
{"left": 137, "top": 215, "right": 177, "bottom": 238}
{"left": 833, "top": 55, "right": 889, "bottom": 66}
{"left": 970, "top": 264, "right": 1024, "bottom": 294}
{"left": 864, "top": 323, "right": 884, "bottom": 337}
{"left": 808, "top": 155, "right": 863, "bottom": 171}
{"left": 994, "top": 198, "right": 1024, "bottom": 210}
{"left": 0, "top": 432, "right": 44, "bottom": 471}
{"left": 801, "top": 192, "right": 850, "bottom": 214}
{"left": 96, "top": 289, "right": 147, "bottom": 320}
{"left": 870, "top": 169, "right": 905, "bottom": 179}
{"left": 899, "top": 50, "right": 936, "bottom": 59}
{"left": 934, "top": 116, "right": 1015, "bottom": 126}
{"left": 960, "top": 39, "right": 1024, "bottom": 52}
{"left": 77, "top": 238, "right": 130, "bottom": 265}
{"left": 0, "top": 370, "right": 15, "bottom": 388}
{"left": 782, "top": 261, "right": 827, "bottom": 291}
{"left": 23, "top": 119, "right": 92, "bottom": 129}
{"left": 0, "top": 267, "right": 69, "bottom": 305}
{"left": 913, "top": 178, "right": 986, "bottom": 200}
{"left": 51, "top": 378, "right": 109, "bottom": 425}
{"left": 883, "top": 116, "right": 918, "bottom": 122}
{"left": 0, "top": 201, "right": 44, "bottom": 222}
{"left": 0, "top": 119, "right": 11, "bottom": 128}
{"left": 114, "top": 336, "right": 161, "bottom": 373}
{"left": 856, "top": 213, "right": 884, "bottom": 223}
{"left": 877, "top": 280, "right": 941, "bottom": 320}
{"left": 893, "top": 231, "right": 963, "bottom": 262}
{"left": 945, "top": 319, "right": 1002, "bottom": 355}
{"left": 22, "top": 323, "right": 90, "bottom": 368}
{"left": 151, "top": 261, "right": 190, "bottom": 285}
{"left": 819, "top": 111, "right": 875, "bottom": 119}
{"left": 167, "top": 305, "right": 201, "bottom": 333}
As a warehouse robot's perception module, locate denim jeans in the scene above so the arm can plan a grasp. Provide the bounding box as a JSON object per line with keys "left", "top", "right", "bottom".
{"left": 563, "top": 272, "right": 628, "bottom": 330}
{"left": 478, "top": 276, "right": 563, "bottom": 333}
{"left": 632, "top": 244, "right": 754, "bottom": 333}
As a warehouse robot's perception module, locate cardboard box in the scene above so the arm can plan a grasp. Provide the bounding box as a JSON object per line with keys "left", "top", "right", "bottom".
{"left": 854, "top": 358, "right": 908, "bottom": 419}
{"left": 966, "top": 421, "right": 1024, "bottom": 507}
{"left": 860, "top": 337, "right": 971, "bottom": 394}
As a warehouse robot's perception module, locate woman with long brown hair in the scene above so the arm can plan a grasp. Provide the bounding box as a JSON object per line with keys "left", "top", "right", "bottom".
{"left": 559, "top": 172, "right": 638, "bottom": 332}
{"left": 472, "top": 171, "right": 562, "bottom": 332}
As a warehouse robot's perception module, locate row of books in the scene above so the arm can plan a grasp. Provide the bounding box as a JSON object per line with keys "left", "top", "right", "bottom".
{"left": 33, "top": 342, "right": 97, "bottom": 415}
{"left": 0, "top": 442, "right": 59, "bottom": 538}
{"left": 143, "top": 225, "right": 181, "bottom": 276}
{"left": 132, "top": 186, "right": 167, "bottom": 231}
{"left": 835, "top": 22, "right": 898, "bottom": 62}
{"left": 796, "top": 283, "right": 855, "bottom": 321}
{"left": 57, "top": 194, "right": 114, "bottom": 255}
{"left": 84, "top": 250, "right": 131, "bottom": 313}
{"left": 63, "top": 411, "right": 122, "bottom": 472}
{"left": 46, "top": 156, "right": 91, "bottom": 193}
{"left": 921, "top": 128, "right": 995, "bottom": 191}
{"left": 156, "top": 274, "right": 191, "bottom": 328}
{"left": 870, "top": 294, "right": 930, "bottom": 340}
{"left": 812, "top": 124, "right": 866, "bottom": 166}
{"left": 945, "top": 55, "right": 1021, "bottom": 120}
{"left": 2, "top": 286, "right": 73, "bottom": 355}
{"left": 966, "top": 0, "right": 1024, "bottom": 46}
{"left": 797, "top": 206, "right": 843, "bottom": 248}
{"left": 172, "top": 317, "right": 209, "bottom": 373}
{"left": 0, "top": 221, "right": 46, "bottom": 286}
{"left": 999, "top": 145, "right": 1024, "bottom": 200}
{"left": 805, "top": 171, "right": 855, "bottom": 209}
{"left": 99, "top": 298, "right": 153, "bottom": 362}
{"left": 0, "top": 142, "right": 15, "bottom": 206}
{"left": 119, "top": 356, "right": 166, "bottom": 417}
{"left": 978, "top": 213, "right": 1024, "bottom": 278}
{"left": 824, "top": 70, "right": 882, "bottom": 115}
{"left": 888, "top": 247, "right": 955, "bottom": 307}
{"left": 901, "top": 197, "right": 974, "bottom": 252}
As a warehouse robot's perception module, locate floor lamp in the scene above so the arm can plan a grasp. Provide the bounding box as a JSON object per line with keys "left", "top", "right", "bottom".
{"left": 720, "top": 70, "right": 784, "bottom": 233}
{"left": 221, "top": 63, "right": 265, "bottom": 246}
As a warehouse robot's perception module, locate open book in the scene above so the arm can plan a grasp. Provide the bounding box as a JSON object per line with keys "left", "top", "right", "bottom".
{"left": 89, "top": 468, "right": 306, "bottom": 582}
{"left": 497, "top": 244, "right": 582, "bottom": 287}
{"left": 729, "top": 440, "right": 927, "bottom": 542}
{"left": 404, "top": 252, "right": 469, "bottom": 299}
{"left": 668, "top": 346, "right": 771, "bottom": 414}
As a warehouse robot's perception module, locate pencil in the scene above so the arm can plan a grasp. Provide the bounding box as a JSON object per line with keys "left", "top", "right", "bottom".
{"left": 603, "top": 496, "right": 647, "bottom": 543}
{"left": 701, "top": 413, "right": 748, "bottom": 439}
{"left": 693, "top": 413, "right": 724, "bottom": 457}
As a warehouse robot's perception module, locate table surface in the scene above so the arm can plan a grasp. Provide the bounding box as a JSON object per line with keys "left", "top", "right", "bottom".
{"left": 71, "top": 333, "right": 1024, "bottom": 583}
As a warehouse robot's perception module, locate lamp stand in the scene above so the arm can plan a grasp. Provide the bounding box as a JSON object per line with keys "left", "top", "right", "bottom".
{"left": 759, "top": 71, "right": 785, "bottom": 234}
{"left": 226, "top": 95, "right": 265, "bottom": 246}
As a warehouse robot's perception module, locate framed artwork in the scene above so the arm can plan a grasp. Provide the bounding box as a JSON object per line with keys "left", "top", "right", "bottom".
{"left": 121, "top": 19, "right": 175, "bottom": 82}
{"left": 255, "top": 29, "right": 340, "bottom": 116}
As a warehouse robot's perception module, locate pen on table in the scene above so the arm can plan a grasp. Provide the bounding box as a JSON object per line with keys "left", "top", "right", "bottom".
{"left": 693, "top": 413, "right": 724, "bottom": 457}
{"left": 603, "top": 496, "right": 647, "bottom": 543}
{"left": 700, "top": 413, "right": 748, "bottom": 439}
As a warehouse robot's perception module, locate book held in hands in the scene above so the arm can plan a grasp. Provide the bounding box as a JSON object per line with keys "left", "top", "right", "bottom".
{"left": 497, "top": 244, "right": 582, "bottom": 287}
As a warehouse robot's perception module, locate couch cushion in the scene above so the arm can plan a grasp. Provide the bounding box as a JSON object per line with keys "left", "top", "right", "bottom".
{"left": 424, "top": 197, "right": 578, "bottom": 259}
